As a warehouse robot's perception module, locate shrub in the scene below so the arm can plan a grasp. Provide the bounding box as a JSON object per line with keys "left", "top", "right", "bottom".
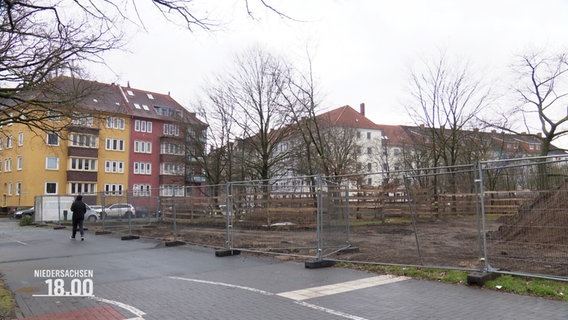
{"left": 19, "top": 215, "right": 32, "bottom": 226}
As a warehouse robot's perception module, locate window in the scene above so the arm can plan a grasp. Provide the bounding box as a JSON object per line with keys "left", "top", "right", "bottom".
{"left": 47, "top": 133, "right": 59, "bottom": 146}
{"left": 134, "top": 103, "right": 141, "bottom": 109}
{"left": 147, "top": 93, "right": 154, "bottom": 99}
{"left": 45, "top": 182, "right": 57, "bottom": 194}
{"left": 133, "top": 184, "right": 152, "bottom": 197}
{"left": 106, "top": 116, "right": 125, "bottom": 129}
{"left": 17, "top": 156, "right": 22, "bottom": 170}
{"left": 16, "top": 182, "right": 21, "bottom": 195}
{"left": 367, "top": 163, "right": 372, "bottom": 171}
{"left": 134, "top": 141, "right": 152, "bottom": 153}
{"left": 133, "top": 162, "right": 152, "bottom": 175}
{"left": 367, "top": 132, "right": 371, "bottom": 139}
{"left": 104, "top": 184, "right": 123, "bottom": 195}
{"left": 0, "top": 160, "right": 2, "bottom": 172}
{"left": 4, "top": 158, "right": 12, "bottom": 172}
{"left": 72, "top": 115, "right": 94, "bottom": 127}
{"left": 367, "top": 178, "right": 372, "bottom": 185}
{"left": 367, "top": 147, "right": 372, "bottom": 155}
{"left": 134, "top": 120, "right": 153, "bottom": 133}
{"left": 160, "top": 185, "right": 184, "bottom": 197}
{"left": 70, "top": 158, "right": 97, "bottom": 171}
{"left": 105, "top": 138, "right": 125, "bottom": 151}
{"left": 0, "top": 138, "right": 2, "bottom": 150}
{"left": 160, "top": 142, "right": 184, "bottom": 155}
{"left": 7, "top": 182, "right": 12, "bottom": 195}
{"left": 127, "top": 90, "right": 134, "bottom": 96}
{"left": 163, "top": 123, "right": 180, "bottom": 136}
{"left": 356, "top": 131, "right": 361, "bottom": 139}
{"left": 46, "top": 157, "right": 59, "bottom": 170}
{"left": 6, "top": 136, "right": 13, "bottom": 149}
{"left": 47, "top": 111, "right": 61, "bottom": 122}
{"left": 105, "top": 160, "right": 124, "bottom": 173}
{"left": 18, "top": 132, "right": 23, "bottom": 146}
{"left": 70, "top": 183, "right": 96, "bottom": 195}
{"left": 160, "top": 163, "right": 184, "bottom": 175}
{"left": 393, "top": 148, "right": 401, "bottom": 156}
{"left": 70, "top": 133, "right": 98, "bottom": 148}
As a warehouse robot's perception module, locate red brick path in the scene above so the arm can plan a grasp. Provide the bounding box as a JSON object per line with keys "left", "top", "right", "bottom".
{"left": 16, "top": 305, "right": 125, "bottom": 320}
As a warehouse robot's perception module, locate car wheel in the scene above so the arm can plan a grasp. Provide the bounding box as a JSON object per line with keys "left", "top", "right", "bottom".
{"left": 87, "top": 215, "right": 97, "bottom": 222}
{"left": 124, "top": 211, "right": 133, "bottom": 218}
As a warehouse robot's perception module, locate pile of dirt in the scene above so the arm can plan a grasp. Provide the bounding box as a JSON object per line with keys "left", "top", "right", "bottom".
{"left": 491, "top": 182, "right": 568, "bottom": 244}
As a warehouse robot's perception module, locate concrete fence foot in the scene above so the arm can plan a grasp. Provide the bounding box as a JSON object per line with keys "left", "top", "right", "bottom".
{"left": 121, "top": 235, "right": 140, "bottom": 240}
{"left": 215, "top": 249, "right": 241, "bottom": 257}
{"left": 467, "top": 272, "right": 500, "bottom": 286}
{"left": 305, "top": 260, "right": 336, "bottom": 269}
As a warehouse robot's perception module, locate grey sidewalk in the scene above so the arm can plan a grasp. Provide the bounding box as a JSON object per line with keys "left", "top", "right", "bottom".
{"left": 1, "top": 218, "right": 566, "bottom": 319}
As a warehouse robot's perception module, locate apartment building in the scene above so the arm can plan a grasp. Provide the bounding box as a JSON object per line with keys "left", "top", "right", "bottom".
{"left": 0, "top": 77, "right": 206, "bottom": 210}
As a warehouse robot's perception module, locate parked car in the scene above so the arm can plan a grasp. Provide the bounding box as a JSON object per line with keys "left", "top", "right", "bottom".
{"left": 89, "top": 205, "right": 104, "bottom": 214}
{"left": 13, "top": 207, "right": 34, "bottom": 219}
{"left": 84, "top": 204, "right": 100, "bottom": 222}
{"left": 102, "top": 203, "right": 136, "bottom": 219}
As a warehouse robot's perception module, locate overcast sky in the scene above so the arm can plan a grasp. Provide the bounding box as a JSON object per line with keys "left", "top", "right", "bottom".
{"left": 89, "top": 0, "right": 568, "bottom": 144}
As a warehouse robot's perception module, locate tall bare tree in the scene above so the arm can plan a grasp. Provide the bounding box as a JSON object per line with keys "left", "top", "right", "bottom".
{"left": 281, "top": 53, "right": 358, "bottom": 183}
{"left": 509, "top": 51, "right": 568, "bottom": 156}
{"left": 406, "top": 54, "right": 491, "bottom": 171}
{"left": 405, "top": 54, "right": 491, "bottom": 214}
{"left": 0, "top": 0, "right": 286, "bottom": 135}
{"left": 199, "top": 46, "right": 296, "bottom": 183}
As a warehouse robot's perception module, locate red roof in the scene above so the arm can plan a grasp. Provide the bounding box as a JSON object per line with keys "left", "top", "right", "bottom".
{"left": 318, "top": 105, "right": 382, "bottom": 130}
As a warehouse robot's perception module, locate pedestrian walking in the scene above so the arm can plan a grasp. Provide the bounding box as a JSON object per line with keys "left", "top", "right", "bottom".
{"left": 70, "top": 195, "right": 87, "bottom": 241}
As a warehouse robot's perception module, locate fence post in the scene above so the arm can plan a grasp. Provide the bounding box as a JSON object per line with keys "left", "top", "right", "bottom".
{"left": 305, "top": 175, "right": 335, "bottom": 268}
{"left": 403, "top": 175, "right": 423, "bottom": 265}
{"left": 227, "top": 182, "right": 234, "bottom": 250}
{"left": 475, "top": 162, "right": 493, "bottom": 273}
{"left": 316, "top": 175, "right": 323, "bottom": 261}
{"left": 215, "top": 182, "right": 240, "bottom": 257}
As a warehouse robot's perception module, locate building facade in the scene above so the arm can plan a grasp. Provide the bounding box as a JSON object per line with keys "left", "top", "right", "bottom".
{"left": 0, "top": 77, "right": 206, "bottom": 210}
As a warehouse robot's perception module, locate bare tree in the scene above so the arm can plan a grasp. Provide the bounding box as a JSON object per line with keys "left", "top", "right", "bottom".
{"left": 406, "top": 54, "right": 491, "bottom": 171}
{"left": 405, "top": 54, "right": 491, "bottom": 214}
{"left": 1, "top": 0, "right": 287, "bottom": 136}
{"left": 0, "top": 1, "right": 120, "bottom": 135}
{"left": 281, "top": 53, "right": 357, "bottom": 183}
{"left": 198, "top": 46, "right": 296, "bottom": 183}
{"left": 508, "top": 51, "right": 568, "bottom": 156}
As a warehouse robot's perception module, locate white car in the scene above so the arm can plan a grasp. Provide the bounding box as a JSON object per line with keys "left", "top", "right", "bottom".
{"left": 102, "top": 203, "right": 136, "bottom": 219}
{"left": 84, "top": 205, "right": 100, "bottom": 222}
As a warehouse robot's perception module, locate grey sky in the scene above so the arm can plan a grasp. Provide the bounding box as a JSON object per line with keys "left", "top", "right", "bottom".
{"left": 89, "top": 0, "right": 568, "bottom": 145}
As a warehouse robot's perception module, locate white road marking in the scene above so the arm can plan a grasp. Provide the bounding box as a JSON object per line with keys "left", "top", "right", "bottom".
{"left": 169, "top": 276, "right": 274, "bottom": 296}
{"left": 294, "top": 300, "right": 369, "bottom": 320}
{"left": 90, "top": 295, "right": 146, "bottom": 318}
{"left": 169, "top": 275, "right": 409, "bottom": 320}
{"left": 277, "top": 275, "right": 409, "bottom": 301}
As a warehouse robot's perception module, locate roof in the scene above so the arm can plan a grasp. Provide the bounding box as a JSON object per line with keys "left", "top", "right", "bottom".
{"left": 318, "top": 105, "right": 382, "bottom": 130}
{"left": 118, "top": 85, "right": 207, "bottom": 127}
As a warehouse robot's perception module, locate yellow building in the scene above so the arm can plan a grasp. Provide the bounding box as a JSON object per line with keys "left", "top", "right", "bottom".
{"left": 0, "top": 77, "right": 130, "bottom": 210}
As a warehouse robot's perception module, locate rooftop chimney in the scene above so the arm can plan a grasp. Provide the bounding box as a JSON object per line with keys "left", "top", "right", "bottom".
{"left": 360, "top": 103, "right": 365, "bottom": 116}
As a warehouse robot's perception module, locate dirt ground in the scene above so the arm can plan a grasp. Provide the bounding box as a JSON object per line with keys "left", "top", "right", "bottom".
{"left": 91, "top": 209, "right": 566, "bottom": 277}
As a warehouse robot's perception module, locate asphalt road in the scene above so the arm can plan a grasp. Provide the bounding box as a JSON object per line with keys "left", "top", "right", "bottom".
{"left": 1, "top": 218, "right": 567, "bottom": 320}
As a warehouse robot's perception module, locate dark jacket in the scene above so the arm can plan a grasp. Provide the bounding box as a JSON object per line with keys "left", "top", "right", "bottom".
{"left": 70, "top": 198, "right": 87, "bottom": 220}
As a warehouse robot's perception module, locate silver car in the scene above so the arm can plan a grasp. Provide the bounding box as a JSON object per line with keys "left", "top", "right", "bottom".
{"left": 102, "top": 203, "right": 136, "bottom": 219}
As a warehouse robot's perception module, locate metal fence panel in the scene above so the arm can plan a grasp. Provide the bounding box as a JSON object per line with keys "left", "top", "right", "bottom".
{"left": 482, "top": 156, "right": 568, "bottom": 278}
{"left": 228, "top": 179, "right": 320, "bottom": 258}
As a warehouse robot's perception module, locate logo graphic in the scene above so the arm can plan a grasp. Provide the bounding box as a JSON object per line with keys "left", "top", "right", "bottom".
{"left": 32, "top": 269, "right": 94, "bottom": 297}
